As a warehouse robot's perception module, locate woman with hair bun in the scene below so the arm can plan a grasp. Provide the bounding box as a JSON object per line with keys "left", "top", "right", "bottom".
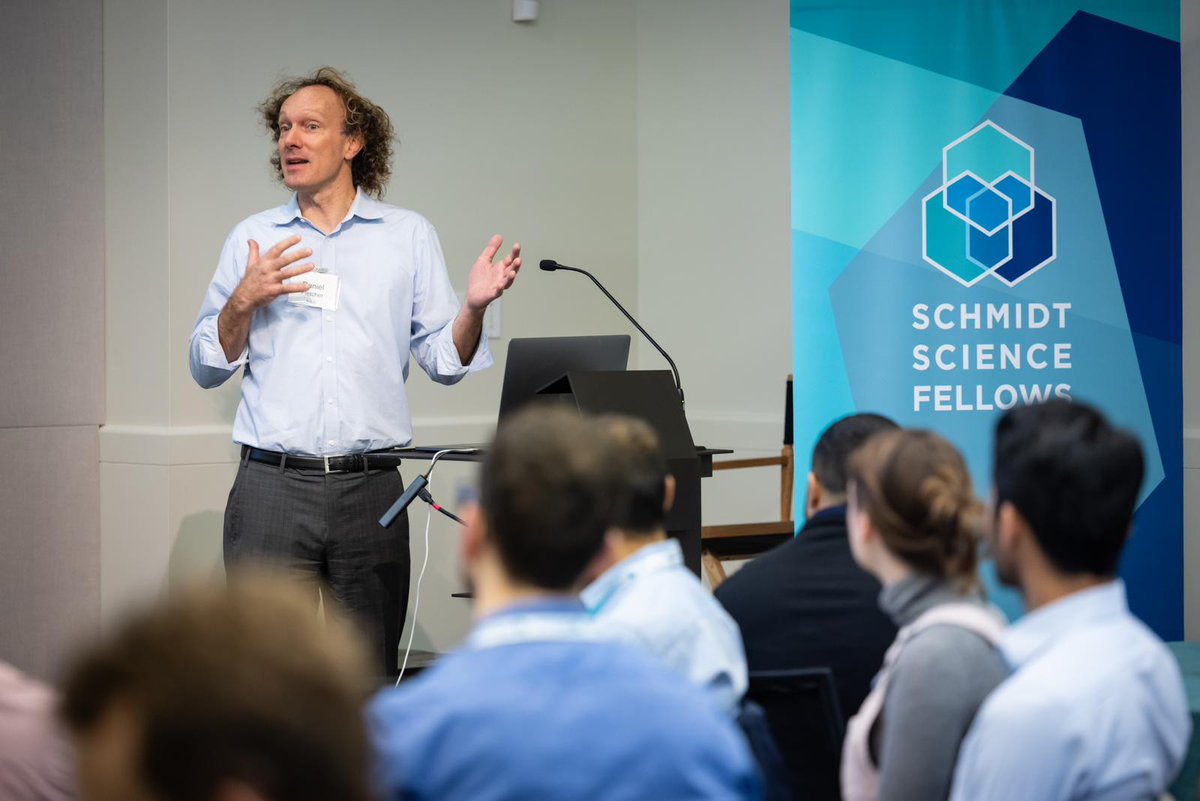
{"left": 840, "top": 429, "right": 1008, "bottom": 801}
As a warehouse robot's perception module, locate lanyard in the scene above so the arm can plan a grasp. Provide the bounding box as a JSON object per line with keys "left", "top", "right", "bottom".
{"left": 467, "top": 613, "right": 603, "bottom": 651}
{"left": 584, "top": 540, "right": 683, "bottom": 614}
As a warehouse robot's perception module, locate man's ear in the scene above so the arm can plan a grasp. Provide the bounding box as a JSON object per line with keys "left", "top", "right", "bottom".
{"left": 343, "top": 131, "right": 364, "bottom": 161}
{"left": 805, "top": 472, "right": 821, "bottom": 519}
{"left": 662, "top": 474, "right": 677, "bottom": 515}
{"left": 460, "top": 504, "right": 487, "bottom": 567}
{"left": 996, "top": 500, "right": 1028, "bottom": 558}
{"left": 577, "top": 530, "right": 620, "bottom": 587}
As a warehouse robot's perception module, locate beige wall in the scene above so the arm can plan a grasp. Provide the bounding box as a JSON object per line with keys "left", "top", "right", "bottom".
{"left": 0, "top": 0, "right": 105, "bottom": 680}
{"left": 100, "top": 0, "right": 792, "bottom": 653}
{"left": 634, "top": 0, "right": 792, "bottom": 527}
{"left": 102, "top": 0, "right": 642, "bottom": 649}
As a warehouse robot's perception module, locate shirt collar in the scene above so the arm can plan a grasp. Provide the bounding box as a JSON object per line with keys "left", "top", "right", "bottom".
{"left": 477, "top": 596, "right": 587, "bottom": 625}
{"left": 266, "top": 187, "right": 386, "bottom": 227}
{"left": 1001, "top": 579, "right": 1128, "bottom": 669}
{"left": 579, "top": 538, "right": 683, "bottom": 611}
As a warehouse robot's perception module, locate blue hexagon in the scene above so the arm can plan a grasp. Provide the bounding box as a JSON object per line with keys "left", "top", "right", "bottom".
{"left": 923, "top": 188, "right": 989, "bottom": 286}
{"left": 945, "top": 173, "right": 985, "bottom": 218}
{"left": 968, "top": 222, "right": 1011, "bottom": 270}
{"left": 994, "top": 173, "right": 1033, "bottom": 218}
{"left": 994, "top": 188, "right": 1055, "bottom": 285}
{"left": 966, "top": 186, "right": 1012, "bottom": 235}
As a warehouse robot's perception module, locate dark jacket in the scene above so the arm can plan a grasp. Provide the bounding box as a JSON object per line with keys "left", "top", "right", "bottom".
{"left": 715, "top": 506, "right": 897, "bottom": 720}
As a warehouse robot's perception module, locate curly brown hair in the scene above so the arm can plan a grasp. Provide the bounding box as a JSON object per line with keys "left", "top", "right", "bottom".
{"left": 258, "top": 67, "right": 395, "bottom": 198}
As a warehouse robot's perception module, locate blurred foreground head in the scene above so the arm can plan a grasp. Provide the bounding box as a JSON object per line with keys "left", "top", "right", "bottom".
{"left": 465, "top": 405, "right": 617, "bottom": 603}
{"left": 60, "top": 575, "right": 373, "bottom": 801}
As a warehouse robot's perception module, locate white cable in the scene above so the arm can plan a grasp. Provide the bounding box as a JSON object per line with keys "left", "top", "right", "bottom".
{"left": 396, "top": 483, "right": 433, "bottom": 686}
{"left": 392, "top": 450, "right": 476, "bottom": 686}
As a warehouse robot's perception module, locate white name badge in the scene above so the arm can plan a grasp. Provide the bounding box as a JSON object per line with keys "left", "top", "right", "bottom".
{"left": 286, "top": 272, "right": 340, "bottom": 311}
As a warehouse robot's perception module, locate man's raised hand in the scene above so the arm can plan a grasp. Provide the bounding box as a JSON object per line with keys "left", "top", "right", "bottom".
{"left": 465, "top": 235, "right": 521, "bottom": 313}
{"left": 229, "top": 235, "right": 316, "bottom": 315}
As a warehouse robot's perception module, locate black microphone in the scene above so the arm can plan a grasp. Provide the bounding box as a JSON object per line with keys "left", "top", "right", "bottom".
{"left": 379, "top": 474, "right": 428, "bottom": 528}
{"left": 539, "top": 259, "right": 685, "bottom": 407}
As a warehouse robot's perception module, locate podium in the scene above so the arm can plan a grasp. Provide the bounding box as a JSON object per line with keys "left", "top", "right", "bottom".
{"left": 537, "top": 369, "right": 713, "bottom": 574}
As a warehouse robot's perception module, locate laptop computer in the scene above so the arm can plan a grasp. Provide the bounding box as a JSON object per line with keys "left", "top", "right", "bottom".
{"left": 401, "top": 334, "right": 632, "bottom": 454}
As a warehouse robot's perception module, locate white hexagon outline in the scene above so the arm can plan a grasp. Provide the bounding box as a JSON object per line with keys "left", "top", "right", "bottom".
{"left": 924, "top": 119, "right": 1056, "bottom": 287}
{"left": 922, "top": 186, "right": 990, "bottom": 287}
{"left": 942, "top": 120, "right": 1035, "bottom": 199}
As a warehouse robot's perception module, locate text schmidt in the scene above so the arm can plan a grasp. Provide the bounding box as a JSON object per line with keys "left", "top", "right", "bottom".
{"left": 911, "top": 301, "right": 1072, "bottom": 413}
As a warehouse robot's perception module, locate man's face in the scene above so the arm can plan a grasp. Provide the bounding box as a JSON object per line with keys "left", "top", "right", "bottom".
{"left": 75, "top": 701, "right": 157, "bottom": 801}
{"left": 276, "top": 85, "right": 361, "bottom": 197}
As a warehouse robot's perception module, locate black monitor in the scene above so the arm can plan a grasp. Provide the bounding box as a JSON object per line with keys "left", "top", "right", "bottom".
{"left": 499, "top": 335, "right": 631, "bottom": 419}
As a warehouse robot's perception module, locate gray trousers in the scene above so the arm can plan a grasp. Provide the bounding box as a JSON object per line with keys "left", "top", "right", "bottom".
{"left": 223, "top": 456, "right": 411, "bottom": 676}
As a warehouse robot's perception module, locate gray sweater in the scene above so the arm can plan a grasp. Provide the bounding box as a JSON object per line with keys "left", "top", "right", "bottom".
{"left": 870, "top": 575, "right": 1009, "bottom": 801}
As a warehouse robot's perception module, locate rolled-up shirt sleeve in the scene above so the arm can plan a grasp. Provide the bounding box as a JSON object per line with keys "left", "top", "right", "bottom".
{"left": 408, "top": 219, "right": 492, "bottom": 385}
{"left": 188, "top": 231, "right": 250, "bottom": 389}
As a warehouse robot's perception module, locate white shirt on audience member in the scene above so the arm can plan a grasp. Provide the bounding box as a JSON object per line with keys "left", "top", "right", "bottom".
{"left": 581, "top": 538, "right": 748, "bottom": 714}
{"left": 949, "top": 580, "right": 1189, "bottom": 801}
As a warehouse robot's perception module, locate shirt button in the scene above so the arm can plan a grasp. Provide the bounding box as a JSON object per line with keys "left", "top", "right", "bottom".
{"left": 326, "top": 356, "right": 333, "bottom": 363}
{"left": 327, "top": 399, "right": 334, "bottom": 406}
{"left": 326, "top": 315, "right": 334, "bottom": 322}
{"left": 327, "top": 439, "right": 335, "bottom": 447}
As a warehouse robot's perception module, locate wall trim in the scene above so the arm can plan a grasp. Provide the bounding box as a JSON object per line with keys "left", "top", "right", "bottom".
{"left": 99, "top": 411, "right": 788, "bottom": 466}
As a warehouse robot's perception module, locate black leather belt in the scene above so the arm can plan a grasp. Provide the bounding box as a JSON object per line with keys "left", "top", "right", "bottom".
{"left": 242, "top": 446, "right": 405, "bottom": 474}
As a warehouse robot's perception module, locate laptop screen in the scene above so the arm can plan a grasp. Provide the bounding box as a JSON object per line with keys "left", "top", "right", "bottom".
{"left": 498, "top": 335, "right": 632, "bottom": 419}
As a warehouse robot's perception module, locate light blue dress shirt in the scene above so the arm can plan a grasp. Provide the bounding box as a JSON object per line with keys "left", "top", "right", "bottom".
{"left": 580, "top": 538, "right": 749, "bottom": 713}
{"left": 188, "top": 190, "right": 491, "bottom": 455}
{"left": 368, "top": 598, "right": 762, "bottom": 801}
{"left": 949, "top": 580, "right": 1190, "bottom": 801}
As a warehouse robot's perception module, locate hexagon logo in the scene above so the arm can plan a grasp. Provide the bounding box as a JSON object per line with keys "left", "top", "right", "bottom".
{"left": 922, "top": 120, "right": 1057, "bottom": 287}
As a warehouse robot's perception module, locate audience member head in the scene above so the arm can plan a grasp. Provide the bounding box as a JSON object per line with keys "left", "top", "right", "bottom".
{"left": 846, "top": 429, "right": 981, "bottom": 591}
{"left": 60, "top": 576, "right": 374, "bottom": 801}
{"left": 589, "top": 415, "right": 675, "bottom": 566}
{"left": 807, "top": 413, "right": 899, "bottom": 519}
{"left": 465, "top": 405, "right": 618, "bottom": 611}
{"left": 990, "top": 399, "right": 1143, "bottom": 602}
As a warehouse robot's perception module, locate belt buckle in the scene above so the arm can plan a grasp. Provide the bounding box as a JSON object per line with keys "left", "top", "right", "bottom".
{"left": 323, "top": 454, "right": 364, "bottom": 474}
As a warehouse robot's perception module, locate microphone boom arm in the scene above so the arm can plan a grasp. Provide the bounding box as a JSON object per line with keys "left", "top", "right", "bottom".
{"left": 543, "top": 261, "right": 685, "bottom": 407}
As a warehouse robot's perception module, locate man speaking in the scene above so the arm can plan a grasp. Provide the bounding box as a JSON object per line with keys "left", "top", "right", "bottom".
{"left": 188, "top": 67, "right": 520, "bottom": 675}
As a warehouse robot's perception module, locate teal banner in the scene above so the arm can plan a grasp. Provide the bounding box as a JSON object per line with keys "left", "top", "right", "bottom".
{"left": 790, "top": 1, "right": 1182, "bottom": 636}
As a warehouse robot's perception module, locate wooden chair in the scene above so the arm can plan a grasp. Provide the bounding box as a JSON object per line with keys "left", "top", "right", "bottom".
{"left": 701, "top": 376, "right": 796, "bottom": 586}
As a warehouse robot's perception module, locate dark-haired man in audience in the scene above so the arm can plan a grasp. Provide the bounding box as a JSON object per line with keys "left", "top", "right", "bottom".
{"left": 716, "top": 413, "right": 899, "bottom": 719}
{"left": 60, "top": 577, "right": 375, "bottom": 801}
{"left": 580, "top": 416, "right": 747, "bottom": 713}
{"left": 950, "top": 400, "right": 1189, "bottom": 801}
{"left": 369, "top": 407, "right": 761, "bottom": 800}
